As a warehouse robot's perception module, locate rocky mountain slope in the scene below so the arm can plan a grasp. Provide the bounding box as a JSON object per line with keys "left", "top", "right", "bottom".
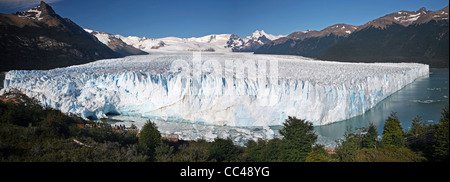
{"left": 84, "top": 29, "right": 148, "bottom": 57}
{"left": 255, "top": 6, "right": 449, "bottom": 68}
{"left": 232, "top": 30, "right": 284, "bottom": 52}
{"left": 255, "top": 24, "right": 357, "bottom": 57}
{"left": 0, "top": 1, "right": 121, "bottom": 71}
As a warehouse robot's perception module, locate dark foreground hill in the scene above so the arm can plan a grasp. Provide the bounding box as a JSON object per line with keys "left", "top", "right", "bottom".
{"left": 0, "top": 1, "right": 121, "bottom": 71}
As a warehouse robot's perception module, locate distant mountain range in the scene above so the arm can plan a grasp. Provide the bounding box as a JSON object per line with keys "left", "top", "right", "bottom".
{"left": 232, "top": 30, "right": 285, "bottom": 52}
{"left": 255, "top": 6, "right": 449, "bottom": 68}
{"left": 0, "top": 1, "right": 284, "bottom": 71}
{"left": 96, "top": 29, "right": 284, "bottom": 53}
{"left": 1, "top": 1, "right": 448, "bottom": 71}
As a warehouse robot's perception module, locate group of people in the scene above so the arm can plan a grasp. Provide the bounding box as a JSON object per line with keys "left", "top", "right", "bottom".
{"left": 112, "top": 124, "right": 127, "bottom": 131}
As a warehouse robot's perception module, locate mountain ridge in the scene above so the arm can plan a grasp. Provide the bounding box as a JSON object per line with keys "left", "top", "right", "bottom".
{"left": 255, "top": 5, "right": 449, "bottom": 68}
{"left": 84, "top": 29, "right": 148, "bottom": 57}
{"left": 1, "top": 2, "right": 448, "bottom": 70}
{"left": 0, "top": 1, "right": 120, "bottom": 71}
{"left": 108, "top": 30, "right": 284, "bottom": 53}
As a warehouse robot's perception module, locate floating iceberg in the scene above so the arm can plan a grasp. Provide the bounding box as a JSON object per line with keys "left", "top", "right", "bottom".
{"left": 2, "top": 52, "right": 429, "bottom": 127}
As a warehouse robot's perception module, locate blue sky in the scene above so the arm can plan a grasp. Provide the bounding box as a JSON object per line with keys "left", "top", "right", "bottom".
{"left": 1, "top": 0, "right": 448, "bottom": 38}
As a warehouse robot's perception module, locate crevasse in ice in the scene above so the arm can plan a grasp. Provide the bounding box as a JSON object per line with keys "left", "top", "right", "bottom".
{"left": 2, "top": 52, "right": 429, "bottom": 126}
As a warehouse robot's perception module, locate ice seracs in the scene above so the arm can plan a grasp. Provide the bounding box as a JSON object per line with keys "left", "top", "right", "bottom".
{"left": 2, "top": 52, "right": 429, "bottom": 127}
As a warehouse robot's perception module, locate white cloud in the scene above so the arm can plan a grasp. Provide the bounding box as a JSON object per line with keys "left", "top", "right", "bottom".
{"left": 0, "top": 0, "right": 62, "bottom": 11}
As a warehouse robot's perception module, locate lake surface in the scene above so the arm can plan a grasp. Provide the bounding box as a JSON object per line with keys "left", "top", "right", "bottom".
{"left": 315, "top": 69, "right": 449, "bottom": 146}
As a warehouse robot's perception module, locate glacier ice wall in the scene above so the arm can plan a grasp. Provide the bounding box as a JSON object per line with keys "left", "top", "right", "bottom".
{"left": 2, "top": 52, "right": 429, "bottom": 126}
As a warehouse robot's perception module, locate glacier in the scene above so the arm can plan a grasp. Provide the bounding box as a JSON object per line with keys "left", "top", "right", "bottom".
{"left": 2, "top": 52, "right": 429, "bottom": 128}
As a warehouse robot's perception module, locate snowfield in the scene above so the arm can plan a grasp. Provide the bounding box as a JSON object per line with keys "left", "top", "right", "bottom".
{"left": 2, "top": 52, "right": 429, "bottom": 128}
{"left": 110, "top": 30, "right": 285, "bottom": 53}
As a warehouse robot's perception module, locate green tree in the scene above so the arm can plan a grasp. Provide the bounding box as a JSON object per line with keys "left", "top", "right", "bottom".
{"left": 279, "top": 116, "right": 317, "bottom": 162}
{"left": 407, "top": 116, "right": 429, "bottom": 137}
{"left": 208, "top": 138, "right": 240, "bottom": 162}
{"left": 245, "top": 139, "right": 267, "bottom": 162}
{"left": 433, "top": 107, "right": 449, "bottom": 162}
{"left": 335, "top": 128, "right": 360, "bottom": 162}
{"left": 405, "top": 115, "right": 434, "bottom": 159}
{"left": 361, "top": 122, "right": 379, "bottom": 149}
{"left": 382, "top": 112, "right": 405, "bottom": 147}
{"left": 155, "top": 143, "right": 174, "bottom": 162}
{"left": 264, "top": 138, "right": 283, "bottom": 161}
{"left": 138, "top": 120, "right": 162, "bottom": 161}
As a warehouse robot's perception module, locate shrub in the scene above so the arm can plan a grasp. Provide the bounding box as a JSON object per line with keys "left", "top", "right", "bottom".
{"left": 432, "top": 107, "right": 449, "bottom": 162}
{"left": 173, "top": 140, "right": 210, "bottom": 162}
{"left": 356, "top": 147, "right": 425, "bottom": 162}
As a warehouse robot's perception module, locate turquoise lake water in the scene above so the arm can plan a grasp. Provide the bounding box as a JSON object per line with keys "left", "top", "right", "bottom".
{"left": 314, "top": 69, "right": 449, "bottom": 146}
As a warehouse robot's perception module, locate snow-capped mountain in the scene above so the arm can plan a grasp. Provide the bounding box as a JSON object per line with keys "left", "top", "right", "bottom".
{"left": 277, "top": 24, "right": 358, "bottom": 41}
{"left": 254, "top": 23, "right": 358, "bottom": 57}
{"left": 359, "top": 6, "right": 449, "bottom": 29}
{"left": 232, "top": 30, "right": 285, "bottom": 52}
{"left": 224, "top": 34, "right": 245, "bottom": 49}
{"left": 15, "top": 4, "right": 46, "bottom": 21}
{"left": 100, "top": 30, "right": 284, "bottom": 53}
{"left": 319, "top": 24, "right": 358, "bottom": 36}
{"left": 256, "top": 6, "right": 449, "bottom": 68}
{"left": 84, "top": 29, "right": 148, "bottom": 57}
{"left": 0, "top": 1, "right": 119, "bottom": 71}
{"left": 115, "top": 33, "right": 236, "bottom": 52}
